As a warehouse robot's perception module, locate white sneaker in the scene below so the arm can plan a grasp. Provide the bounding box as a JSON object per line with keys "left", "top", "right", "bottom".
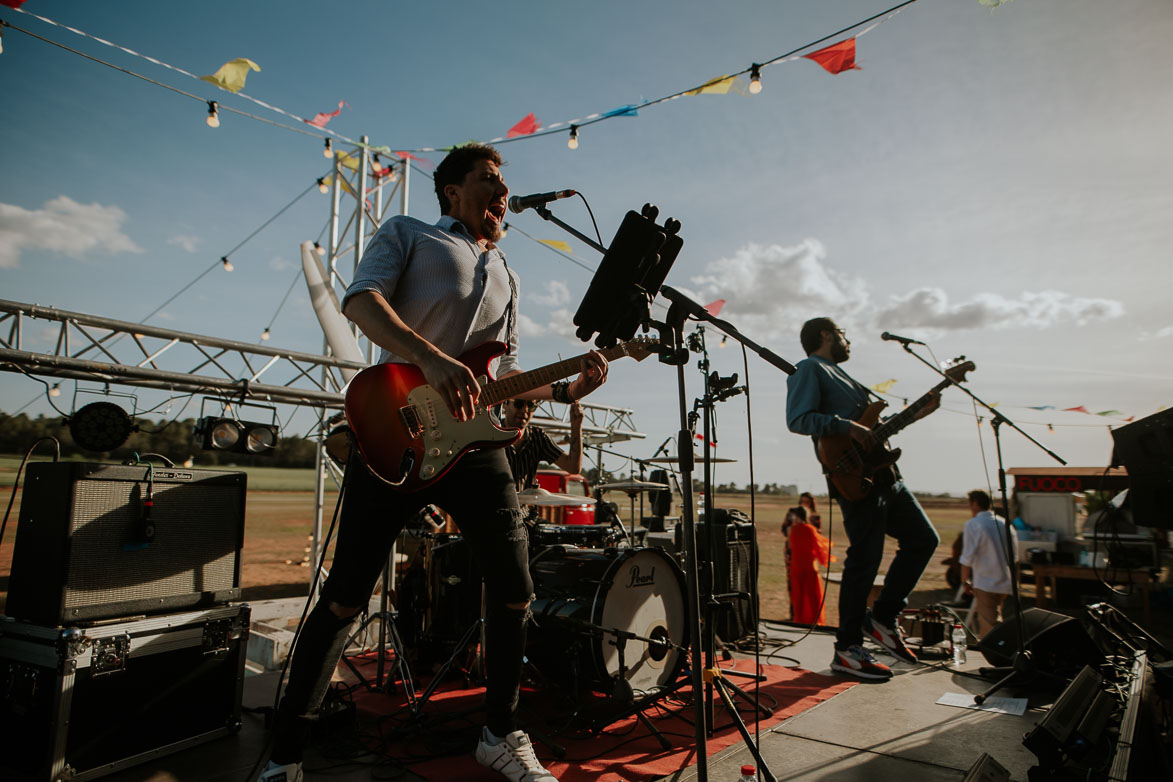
{"left": 259, "top": 760, "right": 303, "bottom": 782}
{"left": 475, "top": 727, "right": 558, "bottom": 782}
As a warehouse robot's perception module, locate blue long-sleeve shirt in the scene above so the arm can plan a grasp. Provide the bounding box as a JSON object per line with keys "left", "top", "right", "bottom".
{"left": 785, "top": 355, "right": 872, "bottom": 439}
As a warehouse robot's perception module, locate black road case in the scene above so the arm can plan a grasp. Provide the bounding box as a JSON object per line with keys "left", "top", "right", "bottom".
{"left": 0, "top": 604, "right": 250, "bottom": 781}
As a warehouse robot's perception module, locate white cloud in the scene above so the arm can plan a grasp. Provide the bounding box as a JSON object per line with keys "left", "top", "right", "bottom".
{"left": 529, "top": 279, "right": 570, "bottom": 307}
{"left": 269, "top": 255, "right": 296, "bottom": 272}
{"left": 517, "top": 309, "right": 577, "bottom": 340}
{"left": 689, "top": 239, "right": 870, "bottom": 340}
{"left": 0, "top": 195, "right": 142, "bottom": 268}
{"left": 167, "top": 234, "right": 200, "bottom": 253}
{"left": 874, "top": 288, "right": 1125, "bottom": 331}
{"left": 688, "top": 239, "right": 1125, "bottom": 341}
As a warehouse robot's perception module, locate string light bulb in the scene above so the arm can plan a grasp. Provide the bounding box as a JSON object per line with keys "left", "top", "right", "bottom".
{"left": 221, "top": 256, "right": 234, "bottom": 272}
{"left": 206, "top": 100, "right": 220, "bottom": 128}
{"left": 567, "top": 125, "right": 579, "bottom": 150}
{"left": 749, "top": 64, "right": 762, "bottom": 94}
{"left": 261, "top": 328, "right": 271, "bottom": 341}
{"left": 313, "top": 241, "right": 325, "bottom": 257}
{"left": 317, "top": 177, "right": 329, "bottom": 194}
{"left": 323, "top": 138, "right": 333, "bottom": 158}
{"left": 49, "top": 383, "right": 61, "bottom": 398}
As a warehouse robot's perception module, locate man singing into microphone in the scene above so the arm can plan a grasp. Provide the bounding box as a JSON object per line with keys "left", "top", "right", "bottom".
{"left": 785, "top": 317, "right": 939, "bottom": 680}
{"left": 261, "top": 144, "right": 607, "bottom": 782}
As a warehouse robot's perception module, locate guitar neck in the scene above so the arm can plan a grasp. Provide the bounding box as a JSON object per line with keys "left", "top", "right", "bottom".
{"left": 872, "top": 376, "right": 952, "bottom": 441}
{"left": 482, "top": 344, "right": 629, "bottom": 407}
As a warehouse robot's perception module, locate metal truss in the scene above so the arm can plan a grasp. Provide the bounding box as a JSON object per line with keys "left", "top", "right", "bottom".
{"left": 0, "top": 299, "right": 361, "bottom": 408}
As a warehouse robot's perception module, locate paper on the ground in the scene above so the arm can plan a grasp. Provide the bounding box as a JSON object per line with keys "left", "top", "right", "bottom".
{"left": 936, "top": 691, "right": 1027, "bottom": 717}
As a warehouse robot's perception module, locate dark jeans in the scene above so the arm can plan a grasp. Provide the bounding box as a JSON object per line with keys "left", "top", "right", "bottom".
{"left": 834, "top": 480, "right": 939, "bottom": 649}
{"left": 271, "top": 448, "right": 532, "bottom": 763}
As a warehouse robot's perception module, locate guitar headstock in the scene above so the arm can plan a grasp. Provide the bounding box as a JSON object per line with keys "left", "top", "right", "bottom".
{"left": 617, "top": 336, "right": 662, "bottom": 363}
{"left": 944, "top": 356, "right": 976, "bottom": 384}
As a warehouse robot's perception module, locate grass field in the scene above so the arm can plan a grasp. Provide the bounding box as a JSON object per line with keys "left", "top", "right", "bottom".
{"left": 0, "top": 454, "right": 973, "bottom": 624}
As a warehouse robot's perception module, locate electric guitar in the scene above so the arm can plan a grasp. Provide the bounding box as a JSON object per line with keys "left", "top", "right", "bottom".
{"left": 346, "top": 337, "right": 659, "bottom": 491}
{"left": 817, "top": 357, "right": 975, "bottom": 501}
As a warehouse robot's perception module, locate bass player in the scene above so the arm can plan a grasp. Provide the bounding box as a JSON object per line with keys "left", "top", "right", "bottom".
{"left": 262, "top": 144, "right": 607, "bottom": 782}
{"left": 785, "top": 317, "right": 939, "bottom": 680}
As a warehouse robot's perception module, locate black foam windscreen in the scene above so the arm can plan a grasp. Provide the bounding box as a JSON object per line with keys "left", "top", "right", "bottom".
{"left": 978, "top": 608, "right": 1102, "bottom": 673}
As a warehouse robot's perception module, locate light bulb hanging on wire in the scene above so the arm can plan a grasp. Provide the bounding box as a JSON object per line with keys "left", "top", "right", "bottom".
{"left": 261, "top": 328, "right": 271, "bottom": 341}
{"left": 49, "top": 383, "right": 61, "bottom": 398}
{"left": 749, "top": 64, "right": 762, "bottom": 94}
{"left": 323, "top": 138, "right": 333, "bottom": 158}
{"left": 567, "top": 125, "right": 579, "bottom": 150}
{"left": 317, "top": 177, "right": 329, "bottom": 194}
{"left": 206, "top": 101, "right": 220, "bottom": 128}
{"left": 220, "top": 256, "right": 234, "bottom": 272}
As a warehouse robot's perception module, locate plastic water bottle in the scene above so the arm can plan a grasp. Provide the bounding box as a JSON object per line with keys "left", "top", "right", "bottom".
{"left": 951, "top": 623, "right": 967, "bottom": 666}
{"left": 738, "top": 765, "right": 756, "bottom": 782}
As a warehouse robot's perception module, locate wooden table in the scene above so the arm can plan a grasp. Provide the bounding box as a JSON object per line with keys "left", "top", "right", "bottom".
{"left": 1031, "top": 563, "right": 1155, "bottom": 626}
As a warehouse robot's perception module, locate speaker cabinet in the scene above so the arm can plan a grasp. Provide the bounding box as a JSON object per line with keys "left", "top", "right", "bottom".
{"left": 6, "top": 462, "right": 246, "bottom": 625}
{"left": 978, "top": 608, "right": 1102, "bottom": 672}
{"left": 676, "top": 509, "right": 758, "bottom": 642}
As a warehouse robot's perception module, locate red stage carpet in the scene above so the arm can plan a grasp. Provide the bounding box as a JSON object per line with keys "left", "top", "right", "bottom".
{"left": 336, "top": 657, "right": 855, "bottom": 781}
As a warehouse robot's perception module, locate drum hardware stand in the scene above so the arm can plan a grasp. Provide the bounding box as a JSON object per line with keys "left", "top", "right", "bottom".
{"left": 891, "top": 342, "right": 1067, "bottom": 705}
{"left": 342, "top": 546, "right": 417, "bottom": 702}
{"left": 411, "top": 580, "right": 487, "bottom": 712}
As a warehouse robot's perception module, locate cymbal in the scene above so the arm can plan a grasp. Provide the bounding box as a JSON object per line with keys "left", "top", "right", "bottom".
{"left": 517, "top": 487, "right": 595, "bottom": 507}
{"left": 598, "top": 480, "right": 670, "bottom": 492}
{"left": 644, "top": 455, "right": 737, "bottom": 464}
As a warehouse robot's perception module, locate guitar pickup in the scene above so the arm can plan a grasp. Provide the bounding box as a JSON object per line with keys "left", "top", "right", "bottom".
{"left": 398, "top": 406, "right": 425, "bottom": 439}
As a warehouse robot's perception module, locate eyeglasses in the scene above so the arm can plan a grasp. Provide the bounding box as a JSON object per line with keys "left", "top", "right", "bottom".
{"left": 512, "top": 400, "right": 537, "bottom": 410}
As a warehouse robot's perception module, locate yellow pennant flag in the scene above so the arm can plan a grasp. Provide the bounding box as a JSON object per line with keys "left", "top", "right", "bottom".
{"left": 538, "top": 239, "right": 573, "bottom": 254}
{"left": 871, "top": 379, "right": 898, "bottom": 394}
{"left": 201, "top": 58, "right": 261, "bottom": 93}
{"left": 684, "top": 74, "right": 739, "bottom": 96}
{"left": 335, "top": 150, "right": 361, "bottom": 172}
{"left": 321, "top": 174, "right": 357, "bottom": 198}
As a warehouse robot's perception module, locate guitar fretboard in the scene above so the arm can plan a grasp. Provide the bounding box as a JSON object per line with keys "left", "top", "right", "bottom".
{"left": 481, "top": 342, "right": 647, "bottom": 407}
{"left": 872, "top": 376, "right": 954, "bottom": 442}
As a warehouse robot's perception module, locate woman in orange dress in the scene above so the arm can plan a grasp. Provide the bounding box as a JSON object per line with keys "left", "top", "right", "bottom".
{"left": 789, "top": 506, "right": 833, "bottom": 625}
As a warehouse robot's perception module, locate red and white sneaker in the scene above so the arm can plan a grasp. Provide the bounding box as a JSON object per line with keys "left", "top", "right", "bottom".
{"left": 862, "top": 611, "right": 918, "bottom": 664}
{"left": 830, "top": 645, "right": 893, "bottom": 680}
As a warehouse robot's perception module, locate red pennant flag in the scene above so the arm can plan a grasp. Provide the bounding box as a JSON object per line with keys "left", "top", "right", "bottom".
{"left": 1063, "top": 406, "right": 1090, "bottom": 414}
{"left": 704, "top": 299, "right": 726, "bottom": 316}
{"left": 1, "top": 0, "right": 28, "bottom": 8}
{"left": 305, "top": 100, "right": 348, "bottom": 128}
{"left": 804, "top": 38, "right": 861, "bottom": 75}
{"left": 395, "top": 151, "right": 434, "bottom": 170}
{"left": 507, "top": 112, "right": 540, "bottom": 138}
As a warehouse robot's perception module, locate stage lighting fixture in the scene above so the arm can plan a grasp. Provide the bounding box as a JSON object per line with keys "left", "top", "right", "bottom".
{"left": 195, "top": 416, "right": 279, "bottom": 455}
{"left": 69, "top": 401, "right": 134, "bottom": 453}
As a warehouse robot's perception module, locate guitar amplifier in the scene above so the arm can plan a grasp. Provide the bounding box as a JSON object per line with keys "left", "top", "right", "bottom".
{"left": 0, "top": 604, "right": 248, "bottom": 782}
{"left": 676, "top": 509, "right": 759, "bottom": 642}
{"left": 6, "top": 462, "right": 246, "bottom": 625}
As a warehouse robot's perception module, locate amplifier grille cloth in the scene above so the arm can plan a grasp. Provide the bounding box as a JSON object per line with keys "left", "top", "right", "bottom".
{"left": 66, "top": 481, "right": 240, "bottom": 611}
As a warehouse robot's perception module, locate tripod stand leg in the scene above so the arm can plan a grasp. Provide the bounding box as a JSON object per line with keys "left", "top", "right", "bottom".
{"left": 636, "top": 708, "right": 671, "bottom": 752}
{"left": 718, "top": 672, "right": 774, "bottom": 718}
{"left": 709, "top": 674, "right": 777, "bottom": 782}
{"left": 343, "top": 611, "right": 411, "bottom": 696}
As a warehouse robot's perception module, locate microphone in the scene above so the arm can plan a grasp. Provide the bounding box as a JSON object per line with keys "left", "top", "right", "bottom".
{"left": 881, "top": 331, "right": 926, "bottom": 346}
{"left": 507, "top": 189, "right": 577, "bottom": 214}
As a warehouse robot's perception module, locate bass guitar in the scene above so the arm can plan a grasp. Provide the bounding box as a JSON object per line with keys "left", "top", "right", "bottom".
{"left": 817, "top": 357, "right": 974, "bottom": 501}
{"left": 346, "top": 337, "right": 658, "bottom": 491}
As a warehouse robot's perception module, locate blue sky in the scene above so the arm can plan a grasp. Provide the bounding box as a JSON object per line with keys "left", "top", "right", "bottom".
{"left": 2, "top": 0, "right": 1171, "bottom": 494}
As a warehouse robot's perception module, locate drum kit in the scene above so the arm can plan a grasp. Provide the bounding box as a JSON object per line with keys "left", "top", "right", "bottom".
{"left": 399, "top": 476, "right": 690, "bottom": 702}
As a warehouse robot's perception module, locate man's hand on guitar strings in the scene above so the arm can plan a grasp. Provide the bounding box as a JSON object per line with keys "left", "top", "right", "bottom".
{"left": 569, "top": 350, "right": 609, "bottom": 400}
{"left": 419, "top": 351, "right": 481, "bottom": 421}
{"left": 848, "top": 421, "right": 877, "bottom": 451}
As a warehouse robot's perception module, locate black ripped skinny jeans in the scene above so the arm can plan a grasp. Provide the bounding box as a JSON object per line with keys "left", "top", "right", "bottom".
{"left": 271, "top": 448, "right": 533, "bottom": 764}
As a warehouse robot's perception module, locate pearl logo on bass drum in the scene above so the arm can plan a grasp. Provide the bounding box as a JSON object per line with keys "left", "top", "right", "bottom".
{"left": 627, "top": 564, "right": 657, "bottom": 588}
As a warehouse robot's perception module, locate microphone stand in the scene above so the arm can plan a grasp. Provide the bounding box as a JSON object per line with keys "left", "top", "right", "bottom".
{"left": 891, "top": 343, "right": 1066, "bottom": 703}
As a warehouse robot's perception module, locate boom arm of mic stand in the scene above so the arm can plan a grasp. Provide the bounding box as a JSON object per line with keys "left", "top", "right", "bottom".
{"left": 660, "top": 286, "right": 796, "bottom": 375}
{"left": 531, "top": 205, "right": 607, "bottom": 254}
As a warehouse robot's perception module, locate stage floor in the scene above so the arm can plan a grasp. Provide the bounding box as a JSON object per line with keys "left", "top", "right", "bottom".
{"left": 94, "top": 615, "right": 1052, "bottom": 782}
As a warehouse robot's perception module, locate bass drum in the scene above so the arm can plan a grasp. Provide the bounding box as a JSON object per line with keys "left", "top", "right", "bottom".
{"left": 528, "top": 546, "right": 687, "bottom": 696}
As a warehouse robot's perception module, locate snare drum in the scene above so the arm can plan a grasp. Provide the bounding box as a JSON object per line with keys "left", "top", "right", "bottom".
{"left": 528, "top": 546, "right": 687, "bottom": 695}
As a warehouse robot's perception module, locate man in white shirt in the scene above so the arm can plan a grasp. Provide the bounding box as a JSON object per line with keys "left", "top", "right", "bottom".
{"left": 959, "top": 489, "right": 1018, "bottom": 637}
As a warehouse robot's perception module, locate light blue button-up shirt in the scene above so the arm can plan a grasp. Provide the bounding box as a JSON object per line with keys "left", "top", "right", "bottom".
{"left": 343, "top": 215, "right": 519, "bottom": 375}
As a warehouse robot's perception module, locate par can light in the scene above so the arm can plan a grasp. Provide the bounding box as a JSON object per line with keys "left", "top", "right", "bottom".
{"left": 195, "top": 416, "right": 278, "bottom": 455}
